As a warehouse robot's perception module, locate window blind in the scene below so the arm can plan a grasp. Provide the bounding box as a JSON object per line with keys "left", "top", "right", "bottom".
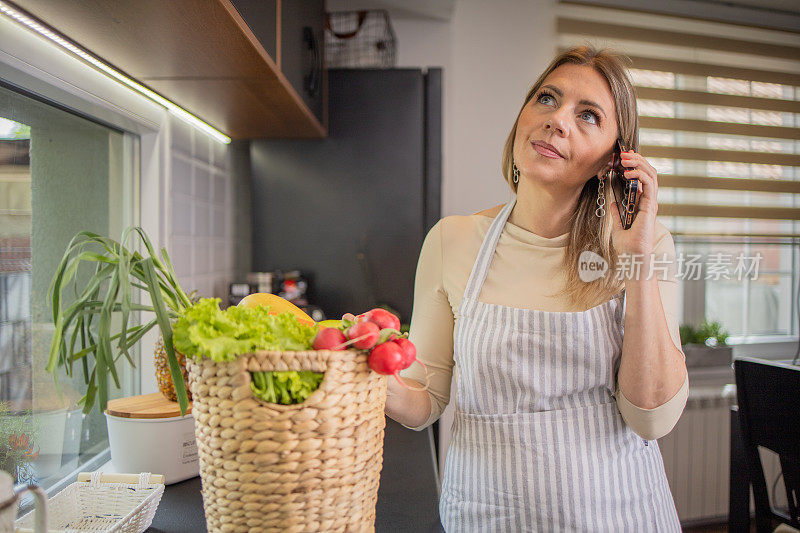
{"left": 556, "top": 2, "right": 800, "bottom": 240}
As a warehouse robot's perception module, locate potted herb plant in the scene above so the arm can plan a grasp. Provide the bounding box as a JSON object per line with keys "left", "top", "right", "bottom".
{"left": 46, "top": 227, "right": 192, "bottom": 416}
{"left": 679, "top": 320, "right": 732, "bottom": 367}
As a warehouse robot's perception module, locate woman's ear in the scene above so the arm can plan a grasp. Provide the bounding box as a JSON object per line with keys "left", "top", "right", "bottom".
{"left": 598, "top": 160, "right": 612, "bottom": 179}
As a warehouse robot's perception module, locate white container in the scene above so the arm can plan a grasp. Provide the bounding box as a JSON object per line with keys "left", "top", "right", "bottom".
{"left": 31, "top": 408, "right": 67, "bottom": 480}
{"left": 60, "top": 408, "right": 84, "bottom": 473}
{"left": 104, "top": 393, "right": 199, "bottom": 485}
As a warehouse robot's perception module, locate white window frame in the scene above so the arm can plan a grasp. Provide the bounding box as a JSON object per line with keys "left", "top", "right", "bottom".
{"left": 680, "top": 260, "right": 800, "bottom": 366}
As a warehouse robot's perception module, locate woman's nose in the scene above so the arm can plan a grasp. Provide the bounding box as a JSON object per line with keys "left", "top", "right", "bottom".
{"left": 545, "top": 114, "right": 568, "bottom": 136}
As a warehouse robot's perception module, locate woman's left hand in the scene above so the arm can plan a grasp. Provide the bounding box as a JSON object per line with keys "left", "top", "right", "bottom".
{"left": 609, "top": 150, "right": 658, "bottom": 256}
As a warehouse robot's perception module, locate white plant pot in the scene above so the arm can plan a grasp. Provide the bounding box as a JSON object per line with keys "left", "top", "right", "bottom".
{"left": 60, "top": 408, "right": 83, "bottom": 472}
{"left": 105, "top": 412, "right": 199, "bottom": 484}
{"left": 31, "top": 408, "right": 67, "bottom": 480}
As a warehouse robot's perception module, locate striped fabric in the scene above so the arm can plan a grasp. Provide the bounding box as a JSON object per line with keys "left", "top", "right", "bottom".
{"left": 438, "top": 194, "right": 681, "bottom": 532}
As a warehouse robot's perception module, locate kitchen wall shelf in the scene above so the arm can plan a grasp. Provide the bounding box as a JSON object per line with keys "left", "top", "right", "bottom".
{"left": 9, "top": 0, "right": 328, "bottom": 139}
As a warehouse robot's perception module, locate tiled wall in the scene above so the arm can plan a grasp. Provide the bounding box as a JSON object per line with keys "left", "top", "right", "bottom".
{"left": 168, "top": 116, "right": 236, "bottom": 302}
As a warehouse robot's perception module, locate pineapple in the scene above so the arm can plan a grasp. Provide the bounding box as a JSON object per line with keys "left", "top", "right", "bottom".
{"left": 154, "top": 290, "right": 198, "bottom": 402}
{"left": 153, "top": 334, "right": 192, "bottom": 402}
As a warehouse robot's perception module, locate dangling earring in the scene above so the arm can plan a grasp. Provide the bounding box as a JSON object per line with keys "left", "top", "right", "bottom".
{"left": 595, "top": 171, "right": 608, "bottom": 218}
{"left": 512, "top": 162, "right": 520, "bottom": 184}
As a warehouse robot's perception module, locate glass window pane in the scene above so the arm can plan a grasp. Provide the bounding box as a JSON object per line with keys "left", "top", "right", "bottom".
{"left": 707, "top": 107, "right": 749, "bottom": 123}
{"left": 750, "top": 81, "right": 787, "bottom": 99}
{"left": 630, "top": 69, "right": 675, "bottom": 88}
{"left": 707, "top": 77, "right": 750, "bottom": 95}
{"left": 638, "top": 100, "right": 676, "bottom": 117}
{"left": 0, "top": 84, "right": 138, "bottom": 491}
{"left": 738, "top": 244, "right": 777, "bottom": 276}
{"left": 690, "top": 241, "right": 792, "bottom": 339}
{"left": 748, "top": 273, "right": 791, "bottom": 335}
{"left": 706, "top": 278, "right": 744, "bottom": 337}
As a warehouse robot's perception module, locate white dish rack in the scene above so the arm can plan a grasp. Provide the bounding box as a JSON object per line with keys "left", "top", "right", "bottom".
{"left": 15, "top": 472, "right": 165, "bottom": 533}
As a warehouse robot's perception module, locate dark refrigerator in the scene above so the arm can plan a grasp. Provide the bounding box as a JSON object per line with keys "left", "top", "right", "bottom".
{"left": 250, "top": 67, "right": 442, "bottom": 324}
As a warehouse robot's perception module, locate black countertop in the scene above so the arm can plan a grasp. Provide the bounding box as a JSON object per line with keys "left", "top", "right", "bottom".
{"left": 146, "top": 417, "right": 443, "bottom": 532}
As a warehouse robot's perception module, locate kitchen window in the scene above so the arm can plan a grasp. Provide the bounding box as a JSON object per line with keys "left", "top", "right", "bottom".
{"left": 0, "top": 81, "right": 140, "bottom": 494}
{"left": 556, "top": 1, "right": 800, "bottom": 350}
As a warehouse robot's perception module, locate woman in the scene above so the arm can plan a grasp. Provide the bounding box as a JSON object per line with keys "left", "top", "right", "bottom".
{"left": 387, "top": 45, "right": 689, "bottom": 531}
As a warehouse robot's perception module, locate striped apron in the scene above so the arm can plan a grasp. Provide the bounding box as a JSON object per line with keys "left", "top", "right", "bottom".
{"left": 438, "top": 194, "right": 681, "bottom": 532}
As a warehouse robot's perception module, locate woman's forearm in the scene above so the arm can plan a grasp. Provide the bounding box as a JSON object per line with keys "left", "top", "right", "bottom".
{"left": 617, "top": 263, "right": 687, "bottom": 409}
{"left": 384, "top": 377, "right": 432, "bottom": 429}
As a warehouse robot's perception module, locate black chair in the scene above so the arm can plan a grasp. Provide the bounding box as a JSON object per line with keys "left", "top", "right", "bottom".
{"left": 734, "top": 357, "right": 800, "bottom": 533}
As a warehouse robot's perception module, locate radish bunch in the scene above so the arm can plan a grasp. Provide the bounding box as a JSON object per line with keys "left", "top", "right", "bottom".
{"left": 312, "top": 308, "right": 429, "bottom": 391}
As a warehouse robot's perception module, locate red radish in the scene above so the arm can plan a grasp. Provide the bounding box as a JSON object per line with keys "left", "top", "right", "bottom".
{"left": 313, "top": 328, "right": 347, "bottom": 350}
{"left": 368, "top": 342, "right": 404, "bottom": 375}
{"left": 346, "top": 321, "right": 380, "bottom": 349}
{"left": 392, "top": 338, "right": 420, "bottom": 370}
{"left": 363, "top": 308, "right": 401, "bottom": 331}
{"left": 368, "top": 341, "right": 430, "bottom": 391}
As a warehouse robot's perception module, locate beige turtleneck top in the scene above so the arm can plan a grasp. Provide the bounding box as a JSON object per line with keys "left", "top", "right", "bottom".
{"left": 398, "top": 208, "right": 689, "bottom": 441}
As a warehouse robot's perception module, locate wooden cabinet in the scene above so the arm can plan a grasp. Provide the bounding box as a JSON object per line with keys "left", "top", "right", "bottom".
{"left": 280, "top": 0, "right": 326, "bottom": 127}
{"left": 229, "top": 0, "right": 326, "bottom": 128}
{"left": 229, "top": 0, "right": 278, "bottom": 61}
{"left": 10, "top": 0, "right": 327, "bottom": 139}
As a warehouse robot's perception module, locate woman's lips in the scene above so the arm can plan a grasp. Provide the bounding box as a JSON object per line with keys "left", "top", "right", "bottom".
{"left": 531, "top": 141, "right": 563, "bottom": 159}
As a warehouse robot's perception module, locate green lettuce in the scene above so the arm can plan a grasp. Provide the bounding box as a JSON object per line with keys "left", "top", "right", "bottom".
{"left": 173, "top": 297, "right": 318, "bottom": 361}
{"left": 250, "top": 370, "right": 324, "bottom": 404}
{"left": 173, "top": 298, "right": 324, "bottom": 404}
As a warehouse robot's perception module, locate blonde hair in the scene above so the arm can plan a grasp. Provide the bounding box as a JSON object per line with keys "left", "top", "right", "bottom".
{"left": 500, "top": 44, "right": 639, "bottom": 309}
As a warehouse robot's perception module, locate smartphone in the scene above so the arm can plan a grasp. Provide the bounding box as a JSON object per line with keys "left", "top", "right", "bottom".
{"left": 609, "top": 138, "right": 640, "bottom": 230}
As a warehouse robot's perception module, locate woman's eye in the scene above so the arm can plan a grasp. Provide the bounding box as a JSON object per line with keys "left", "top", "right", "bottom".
{"left": 581, "top": 110, "right": 600, "bottom": 125}
{"left": 538, "top": 93, "right": 555, "bottom": 105}
{"left": 537, "top": 92, "right": 601, "bottom": 126}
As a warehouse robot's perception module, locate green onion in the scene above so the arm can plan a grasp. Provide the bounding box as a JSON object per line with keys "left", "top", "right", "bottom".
{"left": 47, "top": 227, "right": 193, "bottom": 416}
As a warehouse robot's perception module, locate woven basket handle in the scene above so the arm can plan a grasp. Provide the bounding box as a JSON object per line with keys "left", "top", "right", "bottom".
{"left": 325, "top": 11, "right": 368, "bottom": 40}
{"left": 244, "top": 350, "right": 356, "bottom": 409}
{"left": 76, "top": 472, "right": 166, "bottom": 485}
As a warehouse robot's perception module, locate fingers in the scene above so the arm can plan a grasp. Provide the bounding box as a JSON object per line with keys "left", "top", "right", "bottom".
{"left": 620, "top": 152, "right": 657, "bottom": 183}
{"left": 619, "top": 158, "right": 658, "bottom": 216}
{"left": 626, "top": 171, "right": 656, "bottom": 214}
{"left": 620, "top": 152, "right": 657, "bottom": 192}
{"left": 624, "top": 167, "right": 655, "bottom": 191}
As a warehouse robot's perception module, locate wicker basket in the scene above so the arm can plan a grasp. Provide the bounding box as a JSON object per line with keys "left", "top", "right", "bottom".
{"left": 14, "top": 472, "right": 164, "bottom": 533}
{"left": 185, "top": 348, "right": 387, "bottom": 533}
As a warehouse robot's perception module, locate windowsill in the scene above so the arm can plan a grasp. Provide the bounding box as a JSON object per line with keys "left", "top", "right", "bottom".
{"left": 725, "top": 334, "right": 798, "bottom": 345}
{"left": 685, "top": 346, "right": 799, "bottom": 387}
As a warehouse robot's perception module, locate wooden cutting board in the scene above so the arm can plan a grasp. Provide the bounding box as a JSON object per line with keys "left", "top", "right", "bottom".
{"left": 105, "top": 392, "right": 193, "bottom": 419}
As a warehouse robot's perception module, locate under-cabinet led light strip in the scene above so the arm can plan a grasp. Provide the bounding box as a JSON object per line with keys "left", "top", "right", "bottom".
{"left": 0, "top": 0, "right": 231, "bottom": 144}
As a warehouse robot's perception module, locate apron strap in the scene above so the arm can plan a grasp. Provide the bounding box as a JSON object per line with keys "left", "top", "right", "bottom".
{"left": 462, "top": 194, "right": 517, "bottom": 302}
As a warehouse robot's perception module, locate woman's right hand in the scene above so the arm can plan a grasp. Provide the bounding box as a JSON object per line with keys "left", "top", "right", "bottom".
{"left": 384, "top": 374, "right": 432, "bottom": 430}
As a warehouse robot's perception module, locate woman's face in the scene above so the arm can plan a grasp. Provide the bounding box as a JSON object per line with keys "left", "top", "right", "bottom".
{"left": 513, "top": 63, "right": 620, "bottom": 190}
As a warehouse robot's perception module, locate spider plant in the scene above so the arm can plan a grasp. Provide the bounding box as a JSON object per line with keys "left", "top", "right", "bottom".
{"left": 46, "top": 226, "right": 192, "bottom": 416}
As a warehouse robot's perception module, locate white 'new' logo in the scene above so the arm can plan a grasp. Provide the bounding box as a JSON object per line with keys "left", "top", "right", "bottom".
{"left": 578, "top": 250, "right": 608, "bottom": 282}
